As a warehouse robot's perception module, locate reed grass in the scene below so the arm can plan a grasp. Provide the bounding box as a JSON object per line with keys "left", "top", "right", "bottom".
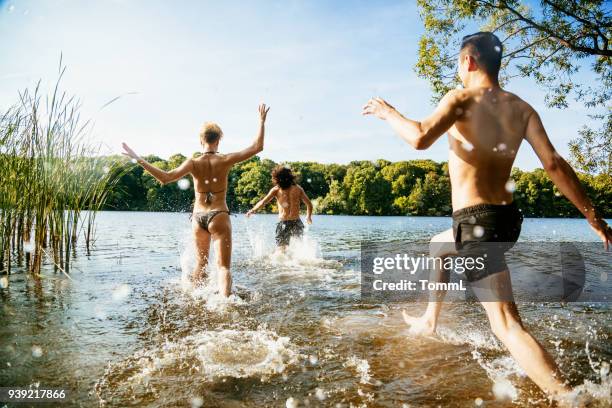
{"left": 0, "top": 65, "right": 121, "bottom": 275}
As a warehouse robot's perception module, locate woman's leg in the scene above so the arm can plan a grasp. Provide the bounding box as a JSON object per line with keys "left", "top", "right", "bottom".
{"left": 208, "top": 213, "right": 232, "bottom": 297}
{"left": 192, "top": 222, "right": 211, "bottom": 285}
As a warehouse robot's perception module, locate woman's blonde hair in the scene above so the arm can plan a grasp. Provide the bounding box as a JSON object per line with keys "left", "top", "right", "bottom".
{"left": 199, "top": 122, "right": 223, "bottom": 144}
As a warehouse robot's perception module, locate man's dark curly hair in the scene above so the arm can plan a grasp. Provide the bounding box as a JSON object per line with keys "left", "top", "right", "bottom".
{"left": 272, "top": 165, "right": 296, "bottom": 190}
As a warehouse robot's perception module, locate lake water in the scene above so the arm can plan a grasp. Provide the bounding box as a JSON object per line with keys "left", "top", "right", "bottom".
{"left": 0, "top": 212, "right": 610, "bottom": 407}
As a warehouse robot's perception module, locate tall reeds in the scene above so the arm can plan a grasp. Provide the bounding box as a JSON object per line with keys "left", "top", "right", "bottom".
{"left": 0, "top": 66, "right": 120, "bottom": 275}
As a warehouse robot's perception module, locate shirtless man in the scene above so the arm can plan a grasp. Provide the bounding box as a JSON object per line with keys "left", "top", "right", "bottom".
{"left": 246, "top": 165, "right": 313, "bottom": 251}
{"left": 121, "top": 103, "right": 270, "bottom": 297}
{"left": 362, "top": 31, "right": 611, "bottom": 398}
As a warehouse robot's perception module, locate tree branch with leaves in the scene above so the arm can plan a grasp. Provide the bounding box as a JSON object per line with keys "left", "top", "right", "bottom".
{"left": 415, "top": 0, "right": 611, "bottom": 175}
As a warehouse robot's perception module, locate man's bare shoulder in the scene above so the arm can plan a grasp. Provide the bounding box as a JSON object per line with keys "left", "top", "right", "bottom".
{"left": 499, "top": 89, "right": 536, "bottom": 117}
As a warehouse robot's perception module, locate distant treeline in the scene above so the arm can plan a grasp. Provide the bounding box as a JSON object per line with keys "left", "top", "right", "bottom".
{"left": 102, "top": 154, "right": 612, "bottom": 218}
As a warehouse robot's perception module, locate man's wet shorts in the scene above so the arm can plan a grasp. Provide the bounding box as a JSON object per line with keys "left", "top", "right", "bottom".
{"left": 452, "top": 202, "right": 523, "bottom": 282}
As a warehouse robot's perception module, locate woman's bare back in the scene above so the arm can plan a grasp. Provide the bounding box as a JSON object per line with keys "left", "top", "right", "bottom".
{"left": 190, "top": 154, "right": 233, "bottom": 212}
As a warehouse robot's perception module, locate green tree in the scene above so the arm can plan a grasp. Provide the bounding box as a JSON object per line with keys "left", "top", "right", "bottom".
{"left": 416, "top": 0, "right": 611, "bottom": 175}
{"left": 234, "top": 158, "right": 275, "bottom": 210}
{"left": 343, "top": 163, "right": 393, "bottom": 215}
{"left": 405, "top": 172, "right": 452, "bottom": 215}
{"left": 318, "top": 180, "right": 348, "bottom": 214}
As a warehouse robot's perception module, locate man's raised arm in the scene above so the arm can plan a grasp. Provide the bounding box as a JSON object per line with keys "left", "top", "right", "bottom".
{"left": 525, "top": 110, "right": 612, "bottom": 249}
{"left": 226, "top": 103, "right": 270, "bottom": 165}
{"left": 362, "top": 91, "right": 464, "bottom": 150}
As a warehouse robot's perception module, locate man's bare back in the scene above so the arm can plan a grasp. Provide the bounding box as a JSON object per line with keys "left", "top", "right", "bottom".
{"left": 447, "top": 87, "right": 531, "bottom": 210}
{"left": 274, "top": 184, "right": 307, "bottom": 221}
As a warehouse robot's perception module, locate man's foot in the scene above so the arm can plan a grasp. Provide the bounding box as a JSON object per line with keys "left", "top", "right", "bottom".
{"left": 402, "top": 310, "right": 436, "bottom": 335}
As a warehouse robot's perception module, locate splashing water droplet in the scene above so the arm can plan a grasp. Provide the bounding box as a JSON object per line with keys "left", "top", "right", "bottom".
{"left": 505, "top": 180, "right": 516, "bottom": 193}
{"left": 191, "top": 397, "right": 204, "bottom": 408}
{"left": 307, "top": 178, "right": 312, "bottom": 183}
{"left": 131, "top": 158, "right": 137, "bottom": 164}
{"left": 473, "top": 225, "right": 485, "bottom": 238}
{"left": 31, "top": 345, "right": 43, "bottom": 358}
{"left": 497, "top": 143, "right": 507, "bottom": 151}
{"left": 212, "top": 177, "right": 217, "bottom": 182}
{"left": 493, "top": 147, "right": 498, "bottom": 152}
{"left": 0, "top": 276, "right": 8, "bottom": 289}
{"left": 494, "top": 45, "right": 501, "bottom": 53}
{"left": 601, "top": 272, "right": 608, "bottom": 282}
{"left": 492, "top": 378, "right": 517, "bottom": 401}
{"left": 555, "top": 191, "right": 561, "bottom": 197}
{"left": 286, "top": 397, "right": 298, "bottom": 408}
{"left": 309, "top": 355, "right": 318, "bottom": 365}
{"left": 315, "top": 388, "right": 326, "bottom": 401}
{"left": 103, "top": 166, "right": 110, "bottom": 174}
{"left": 204, "top": 179, "right": 209, "bottom": 184}
{"left": 475, "top": 397, "right": 484, "bottom": 406}
{"left": 177, "top": 178, "right": 190, "bottom": 190}
{"left": 468, "top": 216, "right": 476, "bottom": 224}
{"left": 112, "top": 284, "right": 131, "bottom": 302}
{"left": 461, "top": 141, "right": 474, "bottom": 152}
{"left": 23, "top": 241, "right": 34, "bottom": 253}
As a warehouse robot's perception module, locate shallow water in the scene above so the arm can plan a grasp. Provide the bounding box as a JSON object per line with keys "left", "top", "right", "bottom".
{"left": 0, "top": 213, "right": 610, "bottom": 407}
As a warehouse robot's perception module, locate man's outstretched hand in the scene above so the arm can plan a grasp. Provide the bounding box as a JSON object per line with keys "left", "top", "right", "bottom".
{"left": 121, "top": 143, "right": 141, "bottom": 162}
{"left": 362, "top": 97, "right": 396, "bottom": 120}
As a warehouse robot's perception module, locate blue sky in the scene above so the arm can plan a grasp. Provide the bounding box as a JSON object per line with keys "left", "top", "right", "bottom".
{"left": 0, "top": 0, "right": 599, "bottom": 169}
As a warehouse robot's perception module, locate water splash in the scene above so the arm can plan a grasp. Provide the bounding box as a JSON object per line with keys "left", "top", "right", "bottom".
{"left": 345, "top": 356, "right": 372, "bottom": 384}
{"left": 99, "top": 329, "right": 297, "bottom": 388}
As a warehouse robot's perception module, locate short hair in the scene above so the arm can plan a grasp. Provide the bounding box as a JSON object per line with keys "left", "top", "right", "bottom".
{"left": 272, "top": 165, "right": 296, "bottom": 190}
{"left": 199, "top": 122, "right": 223, "bottom": 144}
{"left": 460, "top": 32, "right": 503, "bottom": 77}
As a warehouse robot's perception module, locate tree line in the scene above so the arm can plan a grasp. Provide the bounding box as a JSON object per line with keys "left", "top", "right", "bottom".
{"left": 102, "top": 154, "right": 611, "bottom": 218}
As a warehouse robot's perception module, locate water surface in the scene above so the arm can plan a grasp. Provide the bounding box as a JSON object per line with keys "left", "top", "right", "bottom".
{"left": 0, "top": 213, "right": 610, "bottom": 407}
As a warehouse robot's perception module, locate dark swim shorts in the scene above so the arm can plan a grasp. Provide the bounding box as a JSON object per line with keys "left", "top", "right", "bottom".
{"left": 452, "top": 202, "right": 523, "bottom": 281}
{"left": 275, "top": 219, "right": 304, "bottom": 246}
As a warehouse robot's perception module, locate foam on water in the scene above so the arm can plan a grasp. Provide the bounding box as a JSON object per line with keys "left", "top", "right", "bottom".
{"left": 102, "top": 329, "right": 297, "bottom": 387}
{"left": 345, "top": 356, "right": 372, "bottom": 384}
{"left": 436, "top": 326, "right": 502, "bottom": 351}
{"left": 245, "top": 228, "right": 345, "bottom": 282}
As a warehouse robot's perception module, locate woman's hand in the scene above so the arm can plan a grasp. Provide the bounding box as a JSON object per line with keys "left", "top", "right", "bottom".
{"left": 121, "top": 143, "right": 142, "bottom": 162}
{"left": 246, "top": 209, "right": 255, "bottom": 218}
{"left": 306, "top": 216, "right": 313, "bottom": 225}
{"left": 259, "top": 103, "right": 270, "bottom": 123}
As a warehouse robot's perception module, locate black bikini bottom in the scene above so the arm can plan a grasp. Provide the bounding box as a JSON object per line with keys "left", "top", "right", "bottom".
{"left": 193, "top": 210, "right": 230, "bottom": 232}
